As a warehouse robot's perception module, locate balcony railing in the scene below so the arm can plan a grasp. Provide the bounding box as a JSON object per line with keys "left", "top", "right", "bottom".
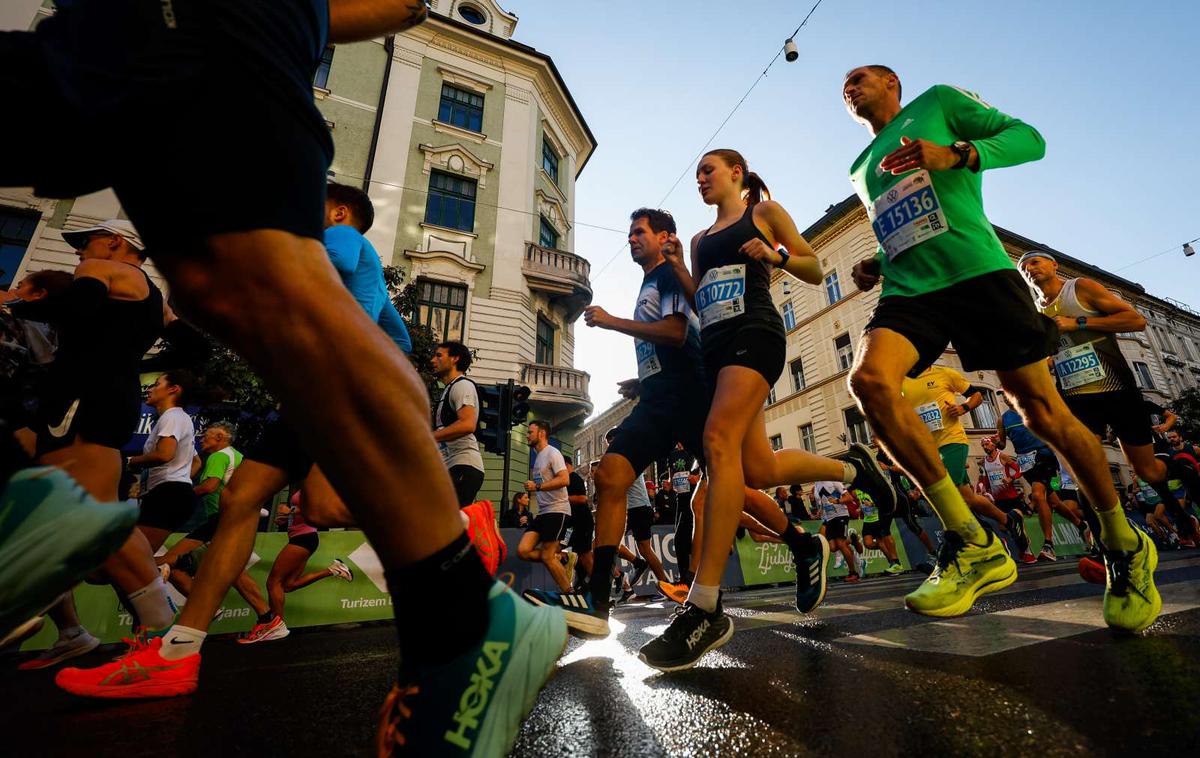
{"left": 522, "top": 243, "right": 593, "bottom": 320}
{"left": 521, "top": 363, "right": 592, "bottom": 415}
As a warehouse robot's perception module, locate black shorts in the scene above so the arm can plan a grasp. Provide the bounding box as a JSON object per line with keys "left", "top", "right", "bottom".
{"left": 994, "top": 496, "right": 1029, "bottom": 516}
{"left": 526, "top": 512, "right": 569, "bottom": 544}
{"left": 1017, "top": 447, "right": 1059, "bottom": 488}
{"left": 288, "top": 531, "right": 319, "bottom": 554}
{"left": 1064, "top": 389, "right": 1154, "bottom": 448}
{"left": 606, "top": 384, "right": 707, "bottom": 475}
{"left": 703, "top": 327, "right": 786, "bottom": 391}
{"left": 627, "top": 506, "right": 654, "bottom": 542}
{"left": 139, "top": 481, "right": 200, "bottom": 531}
{"left": 862, "top": 515, "right": 893, "bottom": 540}
{"left": 448, "top": 465, "right": 485, "bottom": 508}
{"left": 185, "top": 511, "right": 221, "bottom": 543}
{"left": 244, "top": 417, "right": 314, "bottom": 483}
{"left": 824, "top": 516, "right": 850, "bottom": 542}
{"left": 569, "top": 504, "right": 594, "bottom": 553}
{"left": 867, "top": 269, "right": 1059, "bottom": 376}
{"left": 1, "top": 6, "right": 332, "bottom": 251}
{"left": 33, "top": 381, "right": 140, "bottom": 457}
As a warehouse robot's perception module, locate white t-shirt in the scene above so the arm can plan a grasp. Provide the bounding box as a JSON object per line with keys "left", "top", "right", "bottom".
{"left": 144, "top": 407, "right": 196, "bottom": 490}
{"left": 812, "top": 481, "right": 849, "bottom": 522}
{"left": 626, "top": 476, "right": 652, "bottom": 511}
{"left": 530, "top": 444, "right": 570, "bottom": 516}
{"left": 434, "top": 376, "right": 484, "bottom": 471}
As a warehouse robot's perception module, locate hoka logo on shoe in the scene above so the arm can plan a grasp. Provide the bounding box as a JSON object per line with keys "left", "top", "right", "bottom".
{"left": 444, "top": 641, "right": 510, "bottom": 749}
{"left": 685, "top": 619, "right": 710, "bottom": 651}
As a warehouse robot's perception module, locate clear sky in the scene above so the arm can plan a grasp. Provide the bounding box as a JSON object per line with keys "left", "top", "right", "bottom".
{"left": 508, "top": 0, "right": 1200, "bottom": 418}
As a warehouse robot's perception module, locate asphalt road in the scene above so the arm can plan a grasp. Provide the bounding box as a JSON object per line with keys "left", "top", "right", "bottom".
{"left": 6, "top": 552, "right": 1200, "bottom": 757}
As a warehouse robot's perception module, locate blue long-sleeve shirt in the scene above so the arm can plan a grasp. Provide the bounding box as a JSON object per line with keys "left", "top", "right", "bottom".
{"left": 323, "top": 224, "right": 412, "bottom": 354}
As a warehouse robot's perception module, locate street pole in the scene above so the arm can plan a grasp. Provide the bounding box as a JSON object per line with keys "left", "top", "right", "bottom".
{"left": 500, "top": 378, "right": 514, "bottom": 505}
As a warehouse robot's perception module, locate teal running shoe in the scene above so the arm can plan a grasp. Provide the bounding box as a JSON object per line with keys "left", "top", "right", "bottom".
{"left": 0, "top": 467, "right": 138, "bottom": 641}
{"left": 376, "top": 580, "right": 567, "bottom": 756}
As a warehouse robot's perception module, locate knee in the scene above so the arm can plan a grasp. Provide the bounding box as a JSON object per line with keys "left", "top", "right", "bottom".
{"left": 594, "top": 460, "right": 630, "bottom": 495}
{"left": 702, "top": 424, "right": 742, "bottom": 467}
{"left": 220, "top": 485, "right": 263, "bottom": 521}
{"left": 744, "top": 459, "right": 776, "bottom": 490}
{"left": 301, "top": 492, "right": 345, "bottom": 529}
{"left": 848, "top": 366, "right": 895, "bottom": 410}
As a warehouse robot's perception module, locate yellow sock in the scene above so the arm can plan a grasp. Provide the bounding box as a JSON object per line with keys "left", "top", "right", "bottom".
{"left": 925, "top": 475, "right": 986, "bottom": 546}
{"left": 1097, "top": 505, "right": 1139, "bottom": 551}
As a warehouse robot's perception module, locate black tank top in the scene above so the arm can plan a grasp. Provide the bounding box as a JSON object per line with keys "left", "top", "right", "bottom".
{"left": 694, "top": 205, "right": 784, "bottom": 349}
{"left": 53, "top": 266, "right": 164, "bottom": 390}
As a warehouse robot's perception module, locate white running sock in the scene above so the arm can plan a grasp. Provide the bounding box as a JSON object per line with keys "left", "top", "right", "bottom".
{"left": 127, "top": 578, "right": 176, "bottom": 629}
{"left": 841, "top": 462, "right": 856, "bottom": 485}
{"left": 687, "top": 583, "right": 720, "bottom": 613}
{"left": 159, "top": 625, "right": 207, "bottom": 660}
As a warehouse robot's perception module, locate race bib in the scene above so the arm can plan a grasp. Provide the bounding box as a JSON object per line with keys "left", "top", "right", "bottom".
{"left": 671, "top": 470, "right": 691, "bottom": 494}
{"left": 915, "top": 401, "right": 944, "bottom": 432}
{"left": 696, "top": 264, "right": 746, "bottom": 329}
{"left": 635, "top": 339, "right": 661, "bottom": 380}
{"left": 988, "top": 469, "right": 1006, "bottom": 489}
{"left": 1053, "top": 341, "right": 1106, "bottom": 390}
{"left": 869, "top": 170, "right": 950, "bottom": 260}
{"left": 1016, "top": 452, "right": 1037, "bottom": 473}
{"left": 1058, "top": 463, "right": 1075, "bottom": 491}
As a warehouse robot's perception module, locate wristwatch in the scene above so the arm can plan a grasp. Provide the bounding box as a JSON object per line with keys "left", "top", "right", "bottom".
{"left": 959, "top": 403, "right": 970, "bottom": 416}
{"left": 950, "top": 141, "right": 972, "bottom": 170}
{"left": 1076, "top": 316, "right": 1088, "bottom": 330}
{"left": 535, "top": 482, "right": 541, "bottom": 491}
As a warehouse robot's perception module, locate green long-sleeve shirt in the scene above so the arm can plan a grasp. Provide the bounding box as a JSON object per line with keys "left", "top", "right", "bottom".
{"left": 849, "top": 85, "right": 1046, "bottom": 298}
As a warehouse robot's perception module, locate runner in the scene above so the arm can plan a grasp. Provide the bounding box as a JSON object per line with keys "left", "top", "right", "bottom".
{"left": 876, "top": 450, "right": 938, "bottom": 559}
{"left": 515, "top": 420, "right": 574, "bottom": 593}
{"left": 1019, "top": 249, "right": 1198, "bottom": 549}
{"left": 996, "top": 390, "right": 1095, "bottom": 553}
{"left": 240, "top": 492, "right": 353, "bottom": 644}
{"left": 814, "top": 481, "right": 860, "bottom": 582}
{"left": 638, "top": 152, "right": 895, "bottom": 671}
{"left": 128, "top": 370, "right": 201, "bottom": 551}
{"left": 901, "top": 364, "right": 1032, "bottom": 560}
{"left": 841, "top": 65, "right": 1157, "bottom": 631}
{"left": 979, "top": 436, "right": 1054, "bottom": 561}
{"left": 855, "top": 485, "right": 904, "bottom": 575}
{"left": 430, "top": 341, "right": 485, "bottom": 507}
{"left": 564, "top": 459, "right": 594, "bottom": 592}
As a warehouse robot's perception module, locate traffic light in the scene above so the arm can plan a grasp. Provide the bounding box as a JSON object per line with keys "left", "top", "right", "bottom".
{"left": 477, "top": 382, "right": 505, "bottom": 454}
{"left": 507, "top": 382, "right": 531, "bottom": 428}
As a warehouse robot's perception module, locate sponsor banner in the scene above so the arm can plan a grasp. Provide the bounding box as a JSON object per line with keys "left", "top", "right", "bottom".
{"left": 910, "top": 513, "right": 1090, "bottom": 563}
{"left": 736, "top": 520, "right": 912, "bottom": 584}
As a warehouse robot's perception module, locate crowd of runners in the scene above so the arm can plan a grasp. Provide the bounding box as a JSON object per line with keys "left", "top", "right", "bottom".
{"left": 1, "top": 2, "right": 1198, "bottom": 756}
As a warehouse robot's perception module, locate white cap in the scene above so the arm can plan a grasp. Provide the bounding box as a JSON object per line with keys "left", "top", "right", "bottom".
{"left": 61, "top": 219, "right": 145, "bottom": 251}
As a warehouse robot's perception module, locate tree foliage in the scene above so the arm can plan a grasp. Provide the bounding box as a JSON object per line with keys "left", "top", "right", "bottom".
{"left": 1171, "top": 387, "right": 1200, "bottom": 439}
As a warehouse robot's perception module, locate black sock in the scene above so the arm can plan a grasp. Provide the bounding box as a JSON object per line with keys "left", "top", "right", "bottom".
{"left": 385, "top": 532, "right": 492, "bottom": 665}
{"left": 589, "top": 545, "right": 617, "bottom": 612}
{"left": 258, "top": 611, "right": 275, "bottom": 624}
{"left": 779, "top": 523, "right": 815, "bottom": 558}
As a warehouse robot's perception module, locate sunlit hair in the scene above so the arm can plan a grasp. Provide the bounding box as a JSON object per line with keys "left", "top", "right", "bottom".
{"left": 702, "top": 149, "right": 770, "bottom": 207}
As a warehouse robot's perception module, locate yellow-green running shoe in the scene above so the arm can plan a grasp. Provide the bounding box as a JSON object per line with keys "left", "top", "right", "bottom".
{"left": 904, "top": 528, "right": 1016, "bottom": 617}
{"left": 1103, "top": 530, "right": 1161, "bottom": 634}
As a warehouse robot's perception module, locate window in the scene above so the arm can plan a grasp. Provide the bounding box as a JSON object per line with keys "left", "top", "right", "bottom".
{"left": 765, "top": 387, "right": 776, "bottom": 406}
{"left": 0, "top": 208, "right": 39, "bottom": 289}
{"left": 536, "top": 314, "right": 556, "bottom": 364}
{"left": 769, "top": 435, "right": 783, "bottom": 452}
{"left": 800, "top": 424, "right": 816, "bottom": 453}
{"left": 790, "top": 357, "right": 806, "bottom": 393}
{"left": 438, "top": 84, "right": 485, "bottom": 133}
{"left": 844, "top": 407, "right": 872, "bottom": 445}
{"left": 424, "top": 170, "right": 477, "bottom": 232}
{"left": 1109, "top": 465, "right": 1125, "bottom": 491}
{"left": 834, "top": 333, "right": 854, "bottom": 372}
{"left": 825, "top": 271, "right": 843, "bottom": 305}
{"left": 969, "top": 388, "right": 998, "bottom": 430}
{"left": 1132, "top": 361, "right": 1155, "bottom": 390}
{"left": 542, "top": 139, "right": 559, "bottom": 184}
{"left": 313, "top": 45, "right": 334, "bottom": 89}
{"left": 458, "top": 4, "right": 487, "bottom": 24}
{"left": 781, "top": 301, "right": 796, "bottom": 331}
{"left": 538, "top": 217, "right": 559, "bottom": 249}
{"left": 416, "top": 280, "right": 467, "bottom": 342}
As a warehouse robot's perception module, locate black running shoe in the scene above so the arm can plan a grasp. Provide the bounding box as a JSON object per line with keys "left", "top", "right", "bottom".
{"left": 638, "top": 603, "right": 734, "bottom": 672}
{"left": 794, "top": 534, "right": 830, "bottom": 613}
{"left": 836, "top": 443, "right": 898, "bottom": 514}
{"left": 1005, "top": 509, "right": 1030, "bottom": 554}
{"left": 629, "top": 557, "right": 649, "bottom": 588}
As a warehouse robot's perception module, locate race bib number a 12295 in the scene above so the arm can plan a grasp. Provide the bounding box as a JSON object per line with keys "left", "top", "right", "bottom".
{"left": 1053, "top": 341, "right": 1106, "bottom": 390}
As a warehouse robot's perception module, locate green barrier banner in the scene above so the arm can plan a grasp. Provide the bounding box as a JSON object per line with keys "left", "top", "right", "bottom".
{"left": 1019, "top": 513, "right": 1089, "bottom": 558}
{"left": 734, "top": 520, "right": 911, "bottom": 586}
{"left": 22, "top": 531, "right": 394, "bottom": 651}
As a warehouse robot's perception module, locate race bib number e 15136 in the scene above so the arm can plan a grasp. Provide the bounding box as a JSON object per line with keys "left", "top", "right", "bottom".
{"left": 869, "top": 170, "right": 949, "bottom": 260}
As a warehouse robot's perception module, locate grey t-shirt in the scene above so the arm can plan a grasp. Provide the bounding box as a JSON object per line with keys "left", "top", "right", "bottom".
{"left": 435, "top": 377, "right": 484, "bottom": 471}
{"left": 626, "top": 476, "right": 652, "bottom": 511}
{"left": 531, "top": 444, "right": 570, "bottom": 516}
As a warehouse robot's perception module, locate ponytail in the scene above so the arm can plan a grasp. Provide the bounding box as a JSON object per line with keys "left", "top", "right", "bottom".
{"left": 703, "top": 149, "right": 770, "bottom": 207}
